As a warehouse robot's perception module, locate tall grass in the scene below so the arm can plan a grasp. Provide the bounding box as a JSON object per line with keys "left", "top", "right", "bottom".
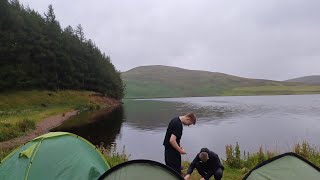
{"left": 98, "top": 145, "right": 130, "bottom": 168}
{"left": 294, "top": 141, "right": 320, "bottom": 166}
{"left": 0, "top": 119, "right": 36, "bottom": 141}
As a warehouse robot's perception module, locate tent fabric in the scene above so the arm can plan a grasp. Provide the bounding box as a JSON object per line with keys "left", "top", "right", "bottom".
{"left": 243, "top": 152, "right": 320, "bottom": 180}
{"left": 0, "top": 132, "right": 109, "bottom": 180}
{"left": 98, "top": 159, "right": 184, "bottom": 180}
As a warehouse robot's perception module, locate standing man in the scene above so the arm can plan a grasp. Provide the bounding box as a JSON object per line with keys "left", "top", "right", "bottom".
{"left": 163, "top": 113, "right": 197, "bottom": 175}
{"left": 184, "top": 148, "right": 224, "bottom": 180}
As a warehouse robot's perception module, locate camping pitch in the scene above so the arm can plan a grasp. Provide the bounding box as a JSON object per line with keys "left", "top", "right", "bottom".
{"left": 98, "top": 159, "right": 184, "bottom": 180}
{"left": 0, "top": 132, "right": 109, "bottom": 180}
{"left": 243, "top": 152, "right": 320, "bottom": 180}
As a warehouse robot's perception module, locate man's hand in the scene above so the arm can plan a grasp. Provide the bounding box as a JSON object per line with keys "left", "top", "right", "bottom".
{"left": 200, "top": 177, "right": 205, "bottom": 180}
{"left": 184, "top": 174, "right": 190, "bottom": 180}
{"left": 180, "top": 147, "right": 187, "bottom": 154}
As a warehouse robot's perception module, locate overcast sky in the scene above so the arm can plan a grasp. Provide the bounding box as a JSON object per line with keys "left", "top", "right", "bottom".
{"left": 20, "top": 0, "right": 320, "bottom": 80}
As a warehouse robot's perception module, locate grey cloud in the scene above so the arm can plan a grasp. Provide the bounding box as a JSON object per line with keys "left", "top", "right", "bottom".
{"left": 20, "top": 0, "right": 320, "bottom": 80}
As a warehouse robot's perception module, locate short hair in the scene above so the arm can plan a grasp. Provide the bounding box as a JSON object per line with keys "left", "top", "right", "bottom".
{"left": 185, "top": 113, "right": 196, "bottom": 125}
{"left": 199, "top": 152, "right": 209, "bottom": 162}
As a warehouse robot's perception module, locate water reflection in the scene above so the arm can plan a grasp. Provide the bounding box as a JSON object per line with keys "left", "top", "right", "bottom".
{"left": 52, "top": 95, "right": 320, "bottom": 162}
{"left": 52, "top": 106, "right": 124, "bottom": 147}
{"left": 123, "top": 99, "right": 250, "bottom": 131}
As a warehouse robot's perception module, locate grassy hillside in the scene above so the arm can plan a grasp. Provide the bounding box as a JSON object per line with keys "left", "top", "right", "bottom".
{"left": 122, "top": 65, "right": 320, "bottom": 98}
{"left": 285, "top": 75, "right": 320, "bottom": 84}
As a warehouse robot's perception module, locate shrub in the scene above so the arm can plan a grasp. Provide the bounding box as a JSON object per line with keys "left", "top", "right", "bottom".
{"left": 98, "top": 145, "right": 130, "bottom": 168}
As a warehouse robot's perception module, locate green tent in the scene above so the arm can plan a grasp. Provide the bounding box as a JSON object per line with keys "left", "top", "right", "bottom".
{"left": 98, "top": 159, "right": 184, "bottom": 180}
{"left": 0, "top": 132, "right": 109, "bottom": 180}
{"left": 243, "top": 152, "right": 320, "bottom": 180}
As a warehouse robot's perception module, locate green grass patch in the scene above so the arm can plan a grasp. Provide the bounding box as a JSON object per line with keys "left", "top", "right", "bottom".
{"left": 223, "top": 85, "right": 320, "bottom": 96}
{"left": 125, "top": 79, "right": 320, "bottom": 98}
{"left": 0, "top": 90, "right": 105, "bottom": 142}
{"left": 124, "top": 80, "right": 183, "bottom": 98}
{"left": 182, "top": 161, "right": 243, "bottom": 180}
{"left": 0, "top": 119, "right": 36, "bottom": 141}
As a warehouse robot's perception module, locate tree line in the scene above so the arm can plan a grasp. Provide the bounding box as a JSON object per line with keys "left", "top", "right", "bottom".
{"left": 0, "top": 0, "right": 124, "bottom": 99}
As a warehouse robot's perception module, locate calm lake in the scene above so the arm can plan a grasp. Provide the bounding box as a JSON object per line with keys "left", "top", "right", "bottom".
{"left": 53, "top": 94, "right": 320, "bottom": 163}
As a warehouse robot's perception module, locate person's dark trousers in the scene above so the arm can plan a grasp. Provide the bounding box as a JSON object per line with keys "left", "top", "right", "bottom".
{"left": 196, "top": 166, "right": 223, "bottom": 180}
{"left": 165, "top": 148, "right": 181, "bottom": 175}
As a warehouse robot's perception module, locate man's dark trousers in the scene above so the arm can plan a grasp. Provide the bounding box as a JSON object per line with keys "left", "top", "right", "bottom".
{"left": 165, "top": 148, "right": 181, "bottom": 175}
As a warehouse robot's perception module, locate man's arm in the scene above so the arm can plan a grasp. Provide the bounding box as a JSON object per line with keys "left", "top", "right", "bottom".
{"left": 169, "top": 134, "right": 185, "bottom": 154}
{"left": 184, "top": 156, "right": 198, "bottom": 180}
{"left": 186, "top": 155, "right": 198, "bottom": 175}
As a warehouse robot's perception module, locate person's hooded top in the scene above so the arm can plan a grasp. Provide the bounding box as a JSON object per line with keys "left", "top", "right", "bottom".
{"left": 187, "top": 148, "right": 224, "bottom": 175}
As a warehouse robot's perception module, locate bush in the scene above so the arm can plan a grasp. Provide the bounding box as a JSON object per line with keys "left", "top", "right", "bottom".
{"left": 224, "top": 141, "right": 320, "bottom": 172}
{"left": 294, "top": 141, "right": 320, "bottom": 167}
{"left": 0, "top": 123, "right": 19, "bottom": 142}
{"left": 98, "top": 145, "right": 130, "bottom": 168}
{"left": 225, "top": 142, "right": 242, "bottom": 168}
{"left": 16, "top": 119, "right": 36, "bottom": 132}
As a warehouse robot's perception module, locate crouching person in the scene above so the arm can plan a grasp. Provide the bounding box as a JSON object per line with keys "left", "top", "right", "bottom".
{"left": 184, "top": 148, "right": 224, "bottom": 180}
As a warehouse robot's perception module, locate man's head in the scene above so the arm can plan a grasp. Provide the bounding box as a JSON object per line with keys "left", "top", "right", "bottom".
{"left": 182, "top": 113, "right": 196, "bottom": 126}
{"left": 199, "top": 152, "right": 209, "bottom": 163}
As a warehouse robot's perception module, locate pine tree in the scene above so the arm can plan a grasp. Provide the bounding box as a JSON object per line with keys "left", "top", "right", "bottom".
{"left": 44, "top": 4, "right": 55, "bottom": 23}
{"left": 76, "top": 24, "right": 85, "bottom": 42}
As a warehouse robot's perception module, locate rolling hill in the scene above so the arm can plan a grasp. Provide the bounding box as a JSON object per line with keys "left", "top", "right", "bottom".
{"left": 122, "top": 65, "right": 320, "bottom": 98}
{"left": 285, "top": 76, "right": 320, "bottom": 85}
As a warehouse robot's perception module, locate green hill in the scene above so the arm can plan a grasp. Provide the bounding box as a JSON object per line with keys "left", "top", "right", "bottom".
{"left": 285, "top": 75, "right": 320, "bottom": 85}
{"left": 122, "top": 65, "right": 320, "bottom": 98}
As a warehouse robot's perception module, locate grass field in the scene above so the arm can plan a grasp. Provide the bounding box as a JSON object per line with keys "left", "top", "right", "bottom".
{"left": 125, "top": 81, "right": 320, "bottom": 98}
{"left": 223, "top": 85, "right": 320, "bottom": 96}
{"left": 0, "top": 90, "right": 103, "bottom": 142}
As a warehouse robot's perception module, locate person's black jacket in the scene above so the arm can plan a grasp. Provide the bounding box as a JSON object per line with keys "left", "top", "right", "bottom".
{"left": 187, "top": 148, "right": 224, "bottom": 175}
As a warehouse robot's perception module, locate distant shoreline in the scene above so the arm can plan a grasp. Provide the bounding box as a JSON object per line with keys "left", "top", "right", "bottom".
{"left": 124, "top": 93, "right": 320, "bottom": 100}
